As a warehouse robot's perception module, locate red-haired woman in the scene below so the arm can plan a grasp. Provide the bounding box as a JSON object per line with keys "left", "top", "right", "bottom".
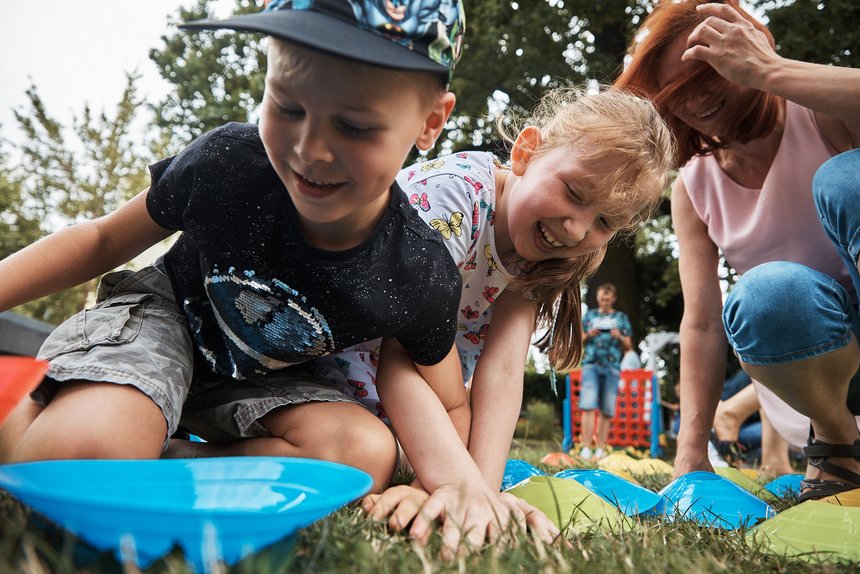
{"left": 615, "top": 0, "right": 860, "bottom": 500}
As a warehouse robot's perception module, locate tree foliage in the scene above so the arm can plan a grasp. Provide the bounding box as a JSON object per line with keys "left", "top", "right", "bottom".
{"left": 0, "top": 148, "right": 42, "bottom": 262}
{"left": 8, "top": 75, "right": 150, "bottom": 324}
{"left": 150, "top": 0, "right": 266, "bottom": 151}
{"left": 446, "top": 0, "right": 649, "bottom": 153}
{"left": 752, "top": 0, "right": 860, "bottom": 67}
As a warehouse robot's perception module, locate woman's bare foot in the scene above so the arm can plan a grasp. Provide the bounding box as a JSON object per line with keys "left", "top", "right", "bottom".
{"left": 759, "top": 464, "right": 795, "bottom": 480}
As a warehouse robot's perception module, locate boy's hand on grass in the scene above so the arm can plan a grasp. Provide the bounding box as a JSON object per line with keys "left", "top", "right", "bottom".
{"left": 361, "top": 484, "right": 429, "bottom": 531}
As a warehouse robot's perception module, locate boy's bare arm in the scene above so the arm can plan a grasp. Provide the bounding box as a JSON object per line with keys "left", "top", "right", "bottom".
{"left": 369, "top": 334, "right": 560, "bottom": 549}
{"left": 376, "top": 338, "right": 480, "bottom": 490}
{"left": 0, "top": 189, "right": 172, "bottom": 312}
{"left": 414, "top": 344, "right": 470, "bottom": 447}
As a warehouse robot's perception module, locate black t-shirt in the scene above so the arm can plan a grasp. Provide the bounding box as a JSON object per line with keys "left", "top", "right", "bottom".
{"left": 146, "top": 123, "right": 460, "bottom": 381}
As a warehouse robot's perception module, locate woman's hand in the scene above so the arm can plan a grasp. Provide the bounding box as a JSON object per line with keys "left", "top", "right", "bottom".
{"left": 683, "top": 2, "right": 780, "bottom": 90}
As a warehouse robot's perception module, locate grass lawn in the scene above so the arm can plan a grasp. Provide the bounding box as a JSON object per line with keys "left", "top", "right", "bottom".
{"left": 1, "top": 438, "right": 858, "bottom": 573}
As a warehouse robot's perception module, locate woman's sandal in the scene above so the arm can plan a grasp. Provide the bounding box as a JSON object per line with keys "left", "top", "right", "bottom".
{"left": 796, "top": 433, "right": 860, "bottom": 503}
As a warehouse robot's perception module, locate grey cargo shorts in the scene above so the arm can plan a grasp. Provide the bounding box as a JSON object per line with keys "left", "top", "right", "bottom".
{"left": 33, "top": 265, "right": 361, "bottom": 447}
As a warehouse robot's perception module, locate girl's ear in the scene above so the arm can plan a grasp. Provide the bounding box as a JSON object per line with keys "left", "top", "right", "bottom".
{"left": 415, "top": 92, "right": 457, "bottom": 151}
{"left": 511, "top": 126, "right": 542, "bottom": 175}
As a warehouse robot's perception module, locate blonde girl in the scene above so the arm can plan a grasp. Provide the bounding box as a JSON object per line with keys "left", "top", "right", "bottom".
{"left": 318, "top": 86, "right": 675, "bottom": 530}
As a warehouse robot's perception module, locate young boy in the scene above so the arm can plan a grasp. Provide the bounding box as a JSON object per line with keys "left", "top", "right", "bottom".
{"left": 0, "top": 0, "right": 527, "bottom": 545}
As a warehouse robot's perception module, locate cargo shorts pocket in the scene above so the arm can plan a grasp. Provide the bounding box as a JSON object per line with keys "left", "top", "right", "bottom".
{"left": 38, "top": 293, "right": 151, "bottom": 360}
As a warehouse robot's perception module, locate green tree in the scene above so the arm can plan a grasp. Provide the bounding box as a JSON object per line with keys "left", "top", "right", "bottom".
{"left": 447, "top": 0, "right": 649, "bottom": 153}
{"left": 9, "top": 74, "right": 150, "bottom": 324}
{"left": 0, "top": 147, "right": 42, "bottom": 261}
{"left": 150, "top": 0, "right": 266, "bottom": 151}
{"left": 752, "top": 0, "right": 860, "bottom": 67}
{"left": 150, "top": 0, "right": 650, "bottom": 152}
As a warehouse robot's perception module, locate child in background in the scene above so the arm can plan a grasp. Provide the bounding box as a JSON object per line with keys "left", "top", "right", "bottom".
{"left": 0, "top": 0, "right": 527, "bottom": 545}
{"left": 318, "top": 87, "right": 676, "bottom": 529}
{"left": 579, "top": 282, "right": 633, "bottom": 460}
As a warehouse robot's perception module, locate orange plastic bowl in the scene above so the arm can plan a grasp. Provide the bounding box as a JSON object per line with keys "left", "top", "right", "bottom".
{"left": 0, "top": 356, "right": 48, "bottom": 425}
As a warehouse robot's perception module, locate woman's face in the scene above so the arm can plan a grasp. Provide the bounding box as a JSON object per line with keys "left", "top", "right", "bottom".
{"left": 655, "top": 32, "right": 757, "bottom": 140}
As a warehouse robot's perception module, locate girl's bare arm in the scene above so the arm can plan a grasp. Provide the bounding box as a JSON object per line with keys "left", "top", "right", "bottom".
{"left": 468, "top": 291, "right": 536, "bottom": 490}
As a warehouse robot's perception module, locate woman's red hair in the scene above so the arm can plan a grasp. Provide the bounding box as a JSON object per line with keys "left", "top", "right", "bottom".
{"left": 614, "top": 0, "right": 781, "bottom": 166}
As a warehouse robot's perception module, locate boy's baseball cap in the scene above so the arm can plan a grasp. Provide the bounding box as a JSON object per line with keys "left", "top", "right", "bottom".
{"left": 181, "top": 0, "right": 465, "bottom": 81}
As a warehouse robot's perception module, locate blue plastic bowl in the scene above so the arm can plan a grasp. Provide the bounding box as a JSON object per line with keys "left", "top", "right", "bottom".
{"left": 658, "top": 471, "right": 775, "bottom": 529}
{"left": 554, "top": 468, "right": 665, "bottom": 516}
{"left": 0, "top": 457, "right": 372, "bottom": 572}
{"left": 501, "top": 459, "right": 547, "bottom": 491}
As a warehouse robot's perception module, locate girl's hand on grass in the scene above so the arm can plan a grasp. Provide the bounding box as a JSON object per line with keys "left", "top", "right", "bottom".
{"left": 496, "top": 492, "right": 560, "bottom": 544}
{"left": 361, "top": 484, "right": 429, "bottom": 531}
{"left": 408, "top": 482, "right": 526, "bottom": 560}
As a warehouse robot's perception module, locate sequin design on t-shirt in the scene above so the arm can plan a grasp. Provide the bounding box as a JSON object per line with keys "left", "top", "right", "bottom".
{"left": 200, "top": 267, "right": 334, "bottom": 375}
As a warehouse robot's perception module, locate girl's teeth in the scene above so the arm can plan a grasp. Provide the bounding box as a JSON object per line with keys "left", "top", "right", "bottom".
{"left": 539, "top": 223, "right": 564, "bottom": 248}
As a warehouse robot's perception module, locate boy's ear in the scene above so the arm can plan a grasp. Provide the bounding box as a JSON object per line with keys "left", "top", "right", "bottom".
{"left": 511, "top": 126, "right": 542, "bottom": 175}
{"left": 415, "top": 92, "right": 457, "bottom": 151}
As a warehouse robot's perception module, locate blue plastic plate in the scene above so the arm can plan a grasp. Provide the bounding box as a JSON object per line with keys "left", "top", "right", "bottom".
{"left": 0, "top": 457, "right": 372, "bottom": 571}
{"left": 763, "top": 473, "right": 805, "bottom": 498}
{"left": 554, "top": 468, "right": 665, "bottom": 516}
{"left": 501, "top": 459, "right": 547, "bottom": 491}
{"left": 658, "top": 471, "right": 775, "bottom": 529}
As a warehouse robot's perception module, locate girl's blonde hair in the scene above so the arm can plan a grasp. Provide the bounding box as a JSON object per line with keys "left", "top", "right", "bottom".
{"left": 498, "top": 87, "right": 675, "bottom": 372}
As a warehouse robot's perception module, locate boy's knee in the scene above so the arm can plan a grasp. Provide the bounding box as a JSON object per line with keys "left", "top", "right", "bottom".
{"left": 11, "top": 430, "right": 163, "bottom": 463}
{"left": 284, "top": 406, "right": 397, "bottom": 486}
{"left": 327, "top": 420, "right": 396, "bottom": 492}
{"left": 330, "top": 416, "right": 396, "bottom": 464}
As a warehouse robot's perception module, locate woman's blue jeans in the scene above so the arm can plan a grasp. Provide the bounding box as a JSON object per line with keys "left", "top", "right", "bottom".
{"left": 721, "top": 149, "right": 860, "bottom": 414}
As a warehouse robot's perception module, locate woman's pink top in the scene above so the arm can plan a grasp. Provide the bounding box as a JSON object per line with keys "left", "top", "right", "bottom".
{"left": 680, "top": 100, "right": 850, "bottom": 290}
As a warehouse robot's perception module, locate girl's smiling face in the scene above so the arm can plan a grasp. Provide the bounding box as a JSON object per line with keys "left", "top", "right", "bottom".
{"left": 496, "top": 129, "right": 638, "bottom": 266}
